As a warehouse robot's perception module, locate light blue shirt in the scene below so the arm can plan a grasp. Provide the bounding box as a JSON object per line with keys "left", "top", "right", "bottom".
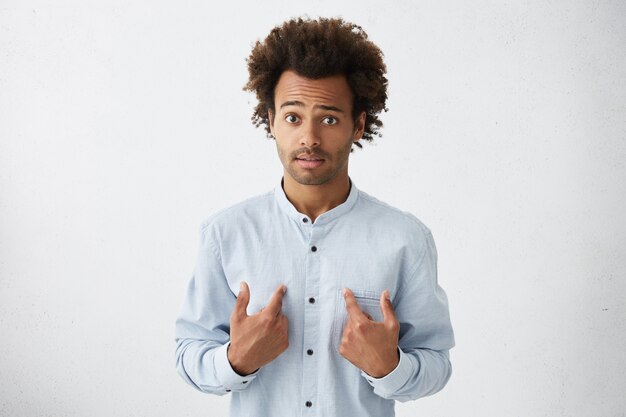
{"left": 175, "top": 178, "right": 455, "bottom": 417}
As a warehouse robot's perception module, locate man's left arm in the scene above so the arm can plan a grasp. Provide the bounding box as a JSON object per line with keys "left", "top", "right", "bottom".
{"left": 371, "top": 230, "right": 455, "bottom": 401}
{"left": 340, "top": 230, "right": 455, "bottom": 401}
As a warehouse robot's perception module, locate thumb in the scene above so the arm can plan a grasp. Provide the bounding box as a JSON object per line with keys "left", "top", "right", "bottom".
{"left": 380, "top": 290, "right": 397, "bottom": 326}
{"left": 234, "top": 281, "right": 250, "bottom": 319}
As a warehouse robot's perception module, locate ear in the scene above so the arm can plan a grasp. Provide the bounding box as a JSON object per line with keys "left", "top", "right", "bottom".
{"left": 268, "top": 108, "right": 275, "bottom": 137}
{"left": 352, "top": 111, "right": 366, "bottom": 141}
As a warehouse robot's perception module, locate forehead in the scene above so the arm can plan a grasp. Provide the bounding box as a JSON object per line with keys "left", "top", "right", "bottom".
{"left": 273, "top": 70, "right": 353, "bottom": 108}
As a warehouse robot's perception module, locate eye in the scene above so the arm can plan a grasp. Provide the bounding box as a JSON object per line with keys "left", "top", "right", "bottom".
{"left": 285, "top": 114, "right": 300, "bottom": 124}
{"left": 322, "top": 116, "right": 338, "bottom": 126}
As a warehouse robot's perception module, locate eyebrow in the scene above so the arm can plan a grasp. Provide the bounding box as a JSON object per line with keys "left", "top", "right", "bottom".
{"left": 279, "top": 100, "right": 345, "bottom": 114}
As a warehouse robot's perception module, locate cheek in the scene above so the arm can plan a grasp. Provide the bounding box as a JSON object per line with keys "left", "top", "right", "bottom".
{"left": 334, "top": 135, "right": 355, "bottom": 156}
{"left": 275, "top": 141, "right": 291, "bottom": 163}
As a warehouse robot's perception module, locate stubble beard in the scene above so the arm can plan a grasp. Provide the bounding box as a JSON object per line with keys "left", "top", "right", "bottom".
{"left": 278, "top": 139, "right": 353, "bottom": 186}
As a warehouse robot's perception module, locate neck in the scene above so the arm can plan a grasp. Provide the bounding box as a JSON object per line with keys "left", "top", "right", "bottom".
{"left": 282, "top": 172, "right": 351, "bottom": 223}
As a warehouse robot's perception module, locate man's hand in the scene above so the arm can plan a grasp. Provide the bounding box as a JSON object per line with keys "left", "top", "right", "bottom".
{"left": 338, "top": 288, "right": 400, "bottom": 378}
{"left": 227, "top": 282, "right": 289, "bottom": 375}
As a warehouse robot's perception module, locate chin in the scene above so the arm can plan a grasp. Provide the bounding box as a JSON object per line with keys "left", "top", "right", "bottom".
{"left": 287, "top": 170, "right": 330, "bottom": 186}
{"left": 292, "top": 175, "right": 328, "bottom": 186}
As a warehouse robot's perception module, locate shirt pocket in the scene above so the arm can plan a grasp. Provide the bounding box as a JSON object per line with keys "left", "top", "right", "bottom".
{"left": 331, "top": 289, "right": 384, "bottom": 350}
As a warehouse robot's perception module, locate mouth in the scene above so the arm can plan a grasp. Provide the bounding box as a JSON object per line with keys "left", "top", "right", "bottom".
{"left": 296, "top": 157, "right": 324, "bottom": 161}
{"left": 295, "top": 156, "right": 325, "bottom": 169}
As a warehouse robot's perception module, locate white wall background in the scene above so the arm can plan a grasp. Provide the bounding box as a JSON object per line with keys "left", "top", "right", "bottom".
{"left": 1, "top": 1, "right": 625, "bottom": 416}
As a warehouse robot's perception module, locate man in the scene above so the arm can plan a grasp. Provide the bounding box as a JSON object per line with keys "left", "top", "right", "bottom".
{"left": 175, "top": 17, "right": 455, "bottom": 417}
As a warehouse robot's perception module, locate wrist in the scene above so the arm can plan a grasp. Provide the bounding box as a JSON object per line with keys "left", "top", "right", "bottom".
{"left": 227, "top": 343, "right": 257, "bottom": 376}
{"left": 368, "top": 347, "right": 400, "bottom": 378}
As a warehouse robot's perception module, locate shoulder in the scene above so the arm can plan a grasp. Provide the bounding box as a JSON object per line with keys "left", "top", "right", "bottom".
{"left": 355, "top": 189, "right": 432, "bottom": 236}
{"left": 354, "top": 189, "right": 435, "bottom": 256}
{"left": 198, "top": 189, "right": 275, "bottom": 236}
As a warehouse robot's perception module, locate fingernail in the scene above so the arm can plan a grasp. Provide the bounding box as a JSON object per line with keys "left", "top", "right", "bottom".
{"left": 384, "top": 290, "right": 391, "bottom": 300}
{"left": 240, "top": 282, "right": 245, "bottom": 291}
{"left": 282, "top": 285, "right": 287, "bottom": 294}
{"left": 342, "top": 288, "right": 348, "bottom": 297}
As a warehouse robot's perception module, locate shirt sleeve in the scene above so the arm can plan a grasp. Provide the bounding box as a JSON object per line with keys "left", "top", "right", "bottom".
{"left": 174, "top": 221, "right": 258, "bottom": 395}
{"left": 362, "top": 229, "right": 455, "bottom": 401}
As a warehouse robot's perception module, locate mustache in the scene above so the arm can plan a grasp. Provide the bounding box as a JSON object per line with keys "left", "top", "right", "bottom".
{"left": 291, "top": 148, "right": 329, "bottom": 159}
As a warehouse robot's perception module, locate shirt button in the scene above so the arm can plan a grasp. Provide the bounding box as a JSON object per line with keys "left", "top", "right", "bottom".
{"left": 307, "top": 349, "right": 314, "bottom": 355}
{"left": 305, "top": 401, "right": 312, "bottom": 407}
{"left": 242, "top": 381, "right": 248, "bottom": 384}
{"left": 311, "top": 246, "right": 317, "bottom": 252}
{"left": 226, "top": 389, "right": 231, "bottom": 392}
{"left": 308, "top": 297, "right": 315, "bottom": 304}
{"left": 302, "top": 218, "right": 308, "bottom": 223}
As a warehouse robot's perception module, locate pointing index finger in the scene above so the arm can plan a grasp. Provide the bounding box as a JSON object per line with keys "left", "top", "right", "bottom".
{"left": 380, "top": 289, "right": 398, "bottom": 325}
{"left": 233, "top": 281, "right": 250, "bottom": 320}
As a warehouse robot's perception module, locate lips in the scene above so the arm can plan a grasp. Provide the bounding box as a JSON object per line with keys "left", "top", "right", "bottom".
{"left": 295, "top": 157, "right": 324, "bottom": 169}
{"left": 296, "top": 154, "right": 324, "bottom": 161}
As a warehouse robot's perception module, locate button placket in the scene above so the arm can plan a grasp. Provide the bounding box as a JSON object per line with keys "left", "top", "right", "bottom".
{"left": 302, "top": 224, "right": 321, "bottom": 413}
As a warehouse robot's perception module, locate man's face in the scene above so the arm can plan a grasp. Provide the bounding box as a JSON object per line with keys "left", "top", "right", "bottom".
{"left": 269, "top": 70, "right": 365, "bottom": 186}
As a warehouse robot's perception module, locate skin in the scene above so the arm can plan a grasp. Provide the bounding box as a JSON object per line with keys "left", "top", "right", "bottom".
{"left": 228, "top": 282, "right": 289, "bottom": 375}
{"left": 227, "top": 70, "right": 400, "bottom": 378}
{"left": 339, "top": 288, "right": 400, "bottom": 377}
{"left": 268, "top": 69, "right": 365, "bottom": 223}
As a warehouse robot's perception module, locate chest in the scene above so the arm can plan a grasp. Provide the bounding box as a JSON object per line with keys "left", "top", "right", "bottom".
{"left": 219, "top": 223, "right": 406, "bottom": 318}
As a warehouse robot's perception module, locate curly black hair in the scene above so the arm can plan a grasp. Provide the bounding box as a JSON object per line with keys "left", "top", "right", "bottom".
{"left": 243, "top": 17, "right": 388, "bottom": 149}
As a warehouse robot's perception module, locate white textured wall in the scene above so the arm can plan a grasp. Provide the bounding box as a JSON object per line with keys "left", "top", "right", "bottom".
{"left": 1, "top": 1, "right": 625, "bottom": 416}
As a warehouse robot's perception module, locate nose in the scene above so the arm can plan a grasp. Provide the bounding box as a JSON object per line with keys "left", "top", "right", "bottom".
{"left": 300, "top": 119, "right": 320, "bottom": 148}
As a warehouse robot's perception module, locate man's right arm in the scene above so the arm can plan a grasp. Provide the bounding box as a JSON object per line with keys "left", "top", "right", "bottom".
{"left": 174, "top": 222, "right": 259, "bottom": 395}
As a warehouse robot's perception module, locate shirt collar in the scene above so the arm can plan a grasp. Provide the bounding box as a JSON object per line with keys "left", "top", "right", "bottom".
{"left": 274, "top": 176, "right": 360, "bottom": 225}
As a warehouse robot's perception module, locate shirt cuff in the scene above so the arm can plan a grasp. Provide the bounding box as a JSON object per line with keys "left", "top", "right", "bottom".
{"left": 213, "top": 341, "right": 259, "bottom": 391}
{"left": 361, "top": 347, "right": 416, "bottom": 396}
